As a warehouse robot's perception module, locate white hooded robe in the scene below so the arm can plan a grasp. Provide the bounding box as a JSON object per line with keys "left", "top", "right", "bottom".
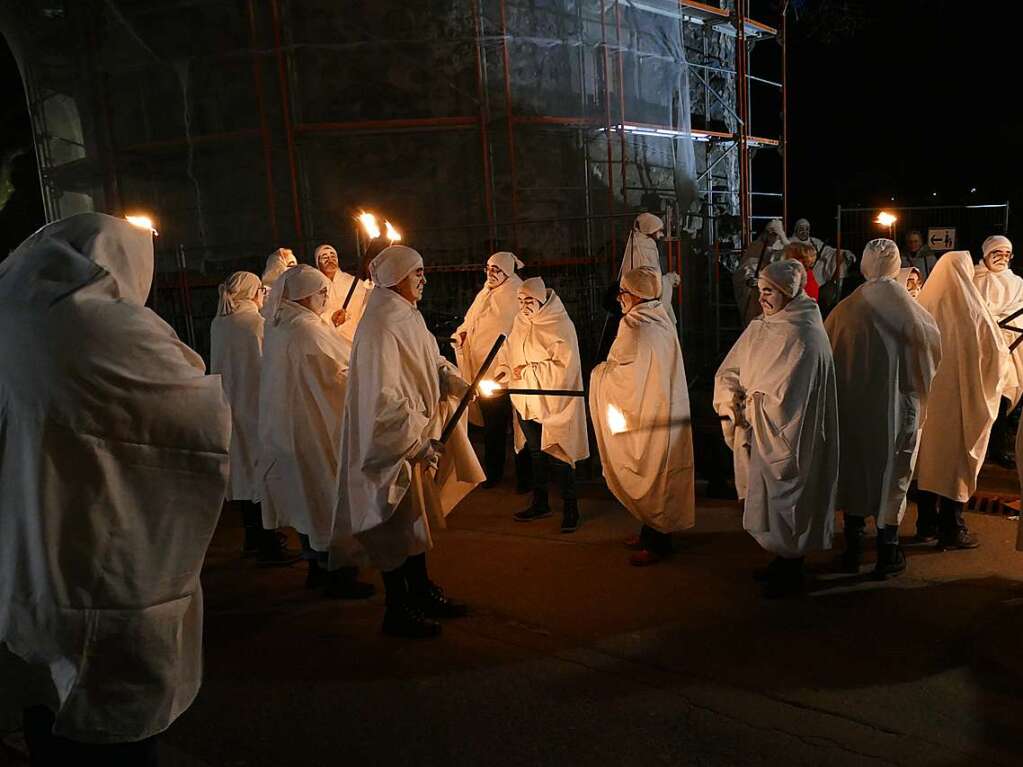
{"left": 973, "top": 260, "right": 1023, "bottom": 407}
{"left": 916, "top": 252, "right": 1011, "bottom": 502}
{"left": 259, "top": 300, "right": 353, "bottom": 555}
{"left": 211, "top": 301, "right": 264, "bottom": 501}
{"left": 497, "top": 290, "right": 590, "bottom": 467}
{"left": 0, "top": 213, "right": 230, "bottom": 742}
{"left": 333, "top": 287, "right": 484, "bottom": 571}
{"left": 714, "top": 294, "right": 839, "bottom": 557}
{"left": 323, "top": 269, "right": 372, "bottom": 346}
{"left": 590, "top": 300, "right": 695, "bottom": 532}
{"left": 825, "top": 268, "right": 941, "bottom": 525}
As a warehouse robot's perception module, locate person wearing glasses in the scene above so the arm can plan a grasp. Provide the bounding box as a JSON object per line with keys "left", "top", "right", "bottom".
{"left": 453, "top": 251, "right": 530, "bottom": 489}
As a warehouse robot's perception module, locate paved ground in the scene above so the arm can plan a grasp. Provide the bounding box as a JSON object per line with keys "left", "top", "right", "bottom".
{"left": 3, "top": 467, "right": 1022, "bottom": 766}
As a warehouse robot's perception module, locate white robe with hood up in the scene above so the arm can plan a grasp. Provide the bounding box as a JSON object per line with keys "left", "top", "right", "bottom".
{"left": 333, "top": 287, "right": 485, "bottom": 571}
{"left": 259, "top": 299, "right": 354, "bottom": 556}
{"left": 714, "top": 294, "right": 839, "bottom": 557}
{"left": 496, "top": 289, "right": 590, "bottom": 467}
{"left": 211, "top": 299, "right": 264, "bottom": 501}
{"left": 973, "top": 260, "right": 1023, "bottom": 407}
{"left": 0, "top": 213, "right": 230, "bottom": 743}
{"left": 916, "top": 252, "right": 1011, "bottom": 502}
{"left": 324, "top": 268, "right": 372, "bottom": 346}
{"left": 825, "top": 252, "right": 942, "bottom": 525}
{"left": 590, "top": 300, "right": 695, "bottom": 532}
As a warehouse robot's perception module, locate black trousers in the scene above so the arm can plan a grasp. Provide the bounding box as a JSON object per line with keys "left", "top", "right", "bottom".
{"left": 915, "top": 490, "right": 966, "bottom": 538}
{"left": 518, "top": 415, "right": 576, "bottom": 505}
{"left": 22, "top": 706, "right": 159, "bottom": 766}
{"left": 640, "top": 524, "right": 672, "bottom": 554}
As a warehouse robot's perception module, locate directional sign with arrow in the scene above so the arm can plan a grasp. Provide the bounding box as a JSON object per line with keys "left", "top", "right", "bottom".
{"left": 927, "top": 227, "right": 956, "bottom": 251}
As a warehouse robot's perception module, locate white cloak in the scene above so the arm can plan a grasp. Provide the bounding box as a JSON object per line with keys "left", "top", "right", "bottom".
{"left": 825, "top": 278, "right": 942, "bottom": 525}
{"left": 590, "top": 300, "right": 695, "bottom": 532}
{"left": 324, "top": 269, "right": 372, "bottom": 345}
{"left": 619, "top": 232, "right": 679, "bottom": 326}
{"left": 211, "top": 302, "right": 264, "bottom": 501}
{"left": 0, "top": 213, "right": 230, "bottom": 743}
{"left": 916, "top": 252, "right": 1010, "bottom": 502}
{"left": 973, "top": 261, "right": 1023, "bottom": 407}
{"left": 333, "top": 287, "right": 484, "bottom": 571}
{"left": 714, "top": 294, "right": 839, "bottom": 557}
{"left": 496, "top": 290, "right": 590, "bottom": 467}
{"left": 259, "top": 301, "right": 353, "bottom": 556}
{"left": 455, "top": 273, "right": 523, "bottom": 425}
{"left": 733, "top": 240, "right": 784, "bottom": 326}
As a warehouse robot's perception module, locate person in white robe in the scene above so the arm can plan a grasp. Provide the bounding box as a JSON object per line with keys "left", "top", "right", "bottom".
{"left": 714, "top": 259, "right": 839, "bottom": 597}
{"left": 493, "top": 277, "right": 589, "bottom": 533}
{"left": 453, "top": 250, "right": 529, "bottom": 487}
{"left": 790, "top": 217, "right": 855, "bottom": 315}
{"left": 260, "top": 247, "right": 297, "bottom": 319}
{"left": 315, "top": 243, "right": 371, "bottom": 346}
{"left": 618, "top": 212, "right": 681, "bottom": 326}
{"left": 333, "top": 245, "right": 484, "bottom": 639}
{"left": 972, "top": 235, "right": 1022, "bottom": 466}
{"left": 897, "top": 266, "right": 923, "bottom": 299}
{"left": 590, "top": 268, "right": 696, "bottom": 566}
{"left": 824, "top": 239, "right": 941, "bottom": 578}
{"left": 734, "top": 218, "right": 788, "bottom": 327}
{"left": 211, "top": 271, "right": 297, "bottom": 566}
{"left": 0, "top": 213, "right": 230, "bottom": 756}
{"left": 259, "top": 265, "right": 373, "bottom": 599}
{"left": 914, "top": 251, "right": 1013, "bottom": 550}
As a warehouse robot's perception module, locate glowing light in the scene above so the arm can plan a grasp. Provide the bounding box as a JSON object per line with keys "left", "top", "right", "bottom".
{"left": 358, "top": 212, "right": 381, "bottom": 239}
{"left": 384, "top": 220, "right": 402, "bottom": 243}
{"left": 607, "top": 404, "right": 628, "bottom": 434}
{"left": 125, "top": 214, "right": 158, "bottom": 236}
{"left": 874, "top": 211, "right": 897, "bottom": 227}
{"left": 478, "top": 379, "right": 502, "bottom": 397}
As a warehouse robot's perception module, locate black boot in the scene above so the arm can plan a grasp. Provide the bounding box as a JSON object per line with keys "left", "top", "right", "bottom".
{"left": 257, "top": 528, "right": 302, "bottom": 567}
{"left": 241, "top": 503, "right": 262, "bottom": 557}
{"left": 838, "top": 517, "right": 865, "bottom": 574}
{"left": 560, "top": 499, "right": 580, "bottom": 533}
{"left": 872, "top": 542, "right": 907, "bottom": 579}
{"left": 514, "top": 488, "right": 551, "bottom": 522}
{"left": 323, "top": 567, "right": 376, "bottom": 599}
{"left": 404, "top": 553, "right": 468, "bottom": 619}
{"left": 762, "top": 557, "right": 805, "bottom": 598}
{"left": 381, "top": 565, "right": 441, "bottom": 639}
{"left": 753, "top": 557, "right": 784, "bottom": 582}
{"left": 305, "top": 559, "right": 328, "bottom": 589}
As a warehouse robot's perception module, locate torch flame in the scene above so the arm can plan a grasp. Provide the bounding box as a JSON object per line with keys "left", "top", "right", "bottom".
{"left": 478, "top": 379, "right": 502, "bottom": 397}
{"left": 607, "top": 403, "right": 628, "bottom": 434}
{"left": 358, "top": 211, "right": 381, "bottom": 239}
{"left": 125, "top": 214, "right": 158, "bottom": 236}
{"left": 384, "top": 220, "right": 401, "bottom": 243}
{"left": 875, "top": 211, "right": 897, "bottom": 227}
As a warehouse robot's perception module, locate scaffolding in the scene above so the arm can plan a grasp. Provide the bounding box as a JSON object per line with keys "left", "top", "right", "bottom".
{"left": 7, "top": 0, "right": 787, "bottom": 371}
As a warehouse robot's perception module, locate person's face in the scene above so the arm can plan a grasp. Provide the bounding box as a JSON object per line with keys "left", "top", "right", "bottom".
{"left": 317, "top": 247, "right": 339, "bottom": 278}
{"left": 485, "top": 264, "right": 508, "bottom": 289}
{"left": 905, "top": 273, "right": 922, "bottom": 298}
{"left": 906, "top": 233, "right": 923, "bottom": 254}
{"left": 758, "top": 280, "right": 791, "bottom": 316}
{"left": 651, "top": 228, "right": 664, "bottom": 241}
{"left": 764, "top": 230, "right": 779, "bottom": 247}
{"left": 395, "top": 268, "right": 426, "bottom": 304}
{"left": 518, "top": 294, "right": 543, "bottom": 317}
{"left": 299, "top": 286, "right": 329, "bottom": 316}
{"left": 617, "top": 289, "right": 641, "bottom": 314}
{"left": 984, "top": 247, "right": 1013, "bottom": 273}
{"left": 795, "top": 222, "right": 810, "bottom": 241}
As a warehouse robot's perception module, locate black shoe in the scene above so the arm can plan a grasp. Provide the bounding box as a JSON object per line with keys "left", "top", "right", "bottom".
{"left": 561, "top": 502, "right": 580, "bottom": 534}
{"left": 323, "top": 569, "right": 376, "bottom": 600}
{"left": 410, "top": 582, "right": 468, "bottom": 619}
{"left": 909, "top": 531, "right": 938, "bottom": 545}
{"left": 872, "top": 544, "right": 907, "bottom": 579}
{"left": 256, "top": 547, "right": 302, "bottom": 567}
{"left": 514, "top": 505, "right": 552, "bottom": 522}
{"left": 938, "top": 530, "right": 980, "bottom": 550}
{"left": 382, "top": 603, "right": 442, "bottom": 639}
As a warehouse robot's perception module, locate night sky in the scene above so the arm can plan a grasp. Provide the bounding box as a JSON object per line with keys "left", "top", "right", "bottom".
{"left": 1, "top": 2, "right": 1019, "bottom": 256}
